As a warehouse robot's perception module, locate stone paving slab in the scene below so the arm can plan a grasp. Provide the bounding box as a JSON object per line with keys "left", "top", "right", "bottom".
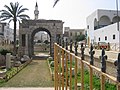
{"left": 0, "top": 87, "right": 54, "bottom": 90}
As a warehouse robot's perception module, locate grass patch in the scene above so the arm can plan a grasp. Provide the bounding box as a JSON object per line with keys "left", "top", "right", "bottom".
{"left": 51, "top": 59, "right": 116, "bottom": 90}
{"left": 70, "top": 69, "right": 116, "bottom": 90}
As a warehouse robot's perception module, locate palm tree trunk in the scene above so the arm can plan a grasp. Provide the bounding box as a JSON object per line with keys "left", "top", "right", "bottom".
{"left": 13, "top": 19, "right": 17, "bottom": 55}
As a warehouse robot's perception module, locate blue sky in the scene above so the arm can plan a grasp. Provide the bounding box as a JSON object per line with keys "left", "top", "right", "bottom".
{"left": 0, "top": 0, "right": 119, "bottom": 29}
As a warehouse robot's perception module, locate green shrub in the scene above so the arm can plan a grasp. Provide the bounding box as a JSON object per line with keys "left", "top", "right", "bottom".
{"left": 0, "top": 49, "right": 12, "bottom": 55}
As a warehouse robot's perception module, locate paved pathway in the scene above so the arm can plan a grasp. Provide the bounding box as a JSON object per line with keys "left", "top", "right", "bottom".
{"left": 0, "top": 60, "right": 54, "bottom": 88}
{"left": 0, "top": 87, "right": 54, "bottom": 90}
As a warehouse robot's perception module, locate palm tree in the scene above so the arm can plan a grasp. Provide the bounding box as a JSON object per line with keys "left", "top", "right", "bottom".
{"left": 0, "top": 2, "right": 30, "bottom": 55}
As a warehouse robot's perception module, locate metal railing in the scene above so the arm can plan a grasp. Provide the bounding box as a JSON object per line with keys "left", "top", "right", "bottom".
{"left": 54, "top": 38, "right": 120, "bottom": 90}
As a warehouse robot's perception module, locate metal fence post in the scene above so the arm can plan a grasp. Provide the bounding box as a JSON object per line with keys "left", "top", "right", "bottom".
{"left": 57, "top": 37, "right": 59, "bottom": 44}
{"left": 81, "top": 43, "right": 85, "bottom": 60}
{"left": 62, "top": 37, "right": 64, "bottom": 48}
{"left": 114, "top": 53, "right": 120, "bottom": 82}
{"left": 74, "top": 41, "right": 78, "bottom": 56}
{"left": 66, "top": 38, "right": 68, "bottom": 50}
{"left": 101, "top": 49, "right": 107, "bottom": 73}
{"left": 89, "top": 44, "right": 95, "bottom": 90}
{"left": 70, "top": 39, "right": 73, "bottom": 53}
{"left": 89, "top": 44, "right": 95, "bottom": 65}
{"left": 100, "top": 49, "right": 107, "bottom": 90}
{"left": 59, "top": 37, "right": 61, "bottom": 46}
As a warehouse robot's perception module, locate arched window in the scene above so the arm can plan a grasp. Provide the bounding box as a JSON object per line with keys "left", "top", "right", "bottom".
{"left": 99, "top": 16, "right": 111, "bottom": 28}
{"left": 112, "top": 16, "right": 120, "bottom": 23}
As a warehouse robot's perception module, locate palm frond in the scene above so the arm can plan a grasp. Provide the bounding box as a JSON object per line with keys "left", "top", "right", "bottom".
{"left": 53, "top": 0, "right": 59, "bottom": 7}
{"left": 17, "top": 8, "right": 29, "bottom": 15}
{"left": 0, "top": 17, "right": 11, "bottom": 21}
{"left": 1, "top": 10, "right": 13, "bottom": 15}
{"left": 0, "top": 14, "right": 12, "bottom": 18}
{"left": 10, "top": 2, "right": 14, "bottom": 11}
{"left": 17, "top": 14, "right": 30, "bottom": 19}
{"left": 10, "top": 2, "right": 16, "bottom": 15}
{"left": 8, "top": 18, "right": 13, "bottom": 23}
{"left": 0, "top": 10, "right": 7, "bottom": 12}
{"left": 0, "top": 11, "right": 13, "bottom": 19}
{"left": 17, "top": 5, "right": 23, "bottom": 13}
{"left": 17, "top": 13, "right": 29, "bottom": 21}
{"left": 0, "top": 12, "right": 12, "bottom": 19}
{"left": 15, "top": 2, "right": 19, "bottom": 15}
{"left": 5, "top": 3, "right": 14, "bottom": 15}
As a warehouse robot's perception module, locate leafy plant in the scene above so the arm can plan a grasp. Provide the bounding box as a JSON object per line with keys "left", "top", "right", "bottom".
{"left": 44, "top": 40, "right": 49, "bottom": 44}
{"left": 0, "top": 49, "right": 12, "bottom": 55}
{"left": 75, "top": 34, "right": 85, "bottom": 41}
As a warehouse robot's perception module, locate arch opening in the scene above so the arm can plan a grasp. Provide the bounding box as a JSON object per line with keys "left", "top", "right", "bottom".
{"left": 112, "top": 16, "right": 120, "bottom": 24}
{"left": 99, "top": 15, "right": 111, "bottom": 28}
{"left": 31, "top": 27, "right": 51, "bottom": 57}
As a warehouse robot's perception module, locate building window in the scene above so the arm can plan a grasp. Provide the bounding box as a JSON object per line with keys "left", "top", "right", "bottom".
{"left": 75, "top": 32, "right": 77, "bottom": 36}
{"left": 80, "top": 32, "right": 82, "bottom": 35}
{"left": 87, "top": 25, "right": 89, "bottom": 29}
{"left": 70, "top": 32, "right": 72, "bottom": 36}
{"left": 105, "top": 36, "right": 107, "bottom": 40}
{"left": 113, "top": 34, "right": 115, "bottom": 39}
{"left": 99, "top": 37, "right": 100, "bottom": 41}
{"left": 22, "top": 34, "right": 26, "bottom": 46}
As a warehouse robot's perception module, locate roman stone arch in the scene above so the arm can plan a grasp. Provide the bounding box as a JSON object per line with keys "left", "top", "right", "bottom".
{"left": 19, "top": 19, "right": 63, "bottom": 57}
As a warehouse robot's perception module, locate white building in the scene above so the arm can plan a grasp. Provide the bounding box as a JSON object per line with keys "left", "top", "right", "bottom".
{"left": 0, "top": 22, "right": 13, "bottom": 45}
{"left": 34, "top": 31, "right": 50, "bottom": 42}
{"left": 4, "top": 23, "right": 14, "bottom": 44}
{"left": 86, "top": 9, "right": 120, "bottom": 46}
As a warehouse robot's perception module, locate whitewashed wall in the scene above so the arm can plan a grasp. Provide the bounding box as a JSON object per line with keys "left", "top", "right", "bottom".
{"left": 86, "top": 9, "right": 120, "bottom": 44}
{"left": 94, "top": 23, "right": 119, "bottom": 43}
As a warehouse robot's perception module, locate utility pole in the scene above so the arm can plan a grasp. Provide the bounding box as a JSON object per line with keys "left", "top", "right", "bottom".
{"left": 116, "top": 0, "right": 120, "bottom": 51}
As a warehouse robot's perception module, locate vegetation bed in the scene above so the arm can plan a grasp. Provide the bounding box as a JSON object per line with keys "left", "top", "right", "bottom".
{"left": 0, "top": 60, "right": 31, "bottom": 86}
